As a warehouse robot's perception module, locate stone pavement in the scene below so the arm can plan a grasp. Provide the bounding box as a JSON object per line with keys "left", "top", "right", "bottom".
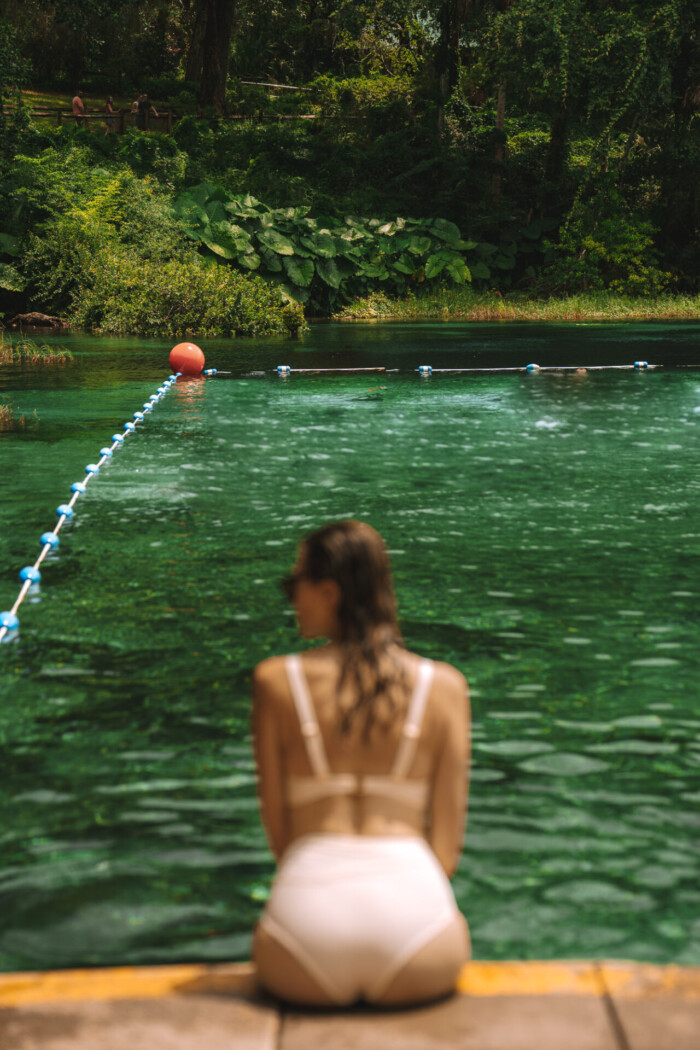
{"left": 0, "top": 959, "right": 698, "bottom": 1049}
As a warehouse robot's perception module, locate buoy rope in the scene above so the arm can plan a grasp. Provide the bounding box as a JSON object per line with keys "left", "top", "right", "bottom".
{"left": 416, "top": 362, "right": 656, "bottom": 375}
{"left": 0, "top": 373, "right": 181, "bottom": 644}
{"left": 272, "top": 362, "right": 657, "bottom": 376}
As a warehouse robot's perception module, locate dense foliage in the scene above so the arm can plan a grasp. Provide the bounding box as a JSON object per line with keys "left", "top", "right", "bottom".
{"left": 0, "top": 1, "right": 697, "bottom": 332}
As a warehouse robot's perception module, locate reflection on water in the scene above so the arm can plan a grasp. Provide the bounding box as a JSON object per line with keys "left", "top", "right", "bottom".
{"left": 1, "top": 322, "right": 699, "bottom": 970}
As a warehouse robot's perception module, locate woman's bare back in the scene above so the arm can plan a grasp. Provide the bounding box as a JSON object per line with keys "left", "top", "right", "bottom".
{"left": 252, "top": 644, "right": 469, "bottom": 874}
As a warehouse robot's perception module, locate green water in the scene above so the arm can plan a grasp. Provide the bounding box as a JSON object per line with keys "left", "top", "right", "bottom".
{"left": 1, "top": 322, "right": 699, "bottom": 971}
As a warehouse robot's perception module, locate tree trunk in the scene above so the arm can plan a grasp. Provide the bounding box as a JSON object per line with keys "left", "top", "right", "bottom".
{"left": 492, "top": 81, "right": 506, "bottom": 204}
{"left": 197, "top": 0, "right": 237, "bottom": 112}
{"left": 543, "top": 103, "right": 568, "bottom": 195}
{"left": 185, "top": 0, "right": 209, "bottom": 84}
{"left": 436, "top": 0, "right": 473, "bottom": 136}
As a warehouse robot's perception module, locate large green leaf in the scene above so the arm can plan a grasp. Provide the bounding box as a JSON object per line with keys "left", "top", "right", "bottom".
{"left": 392, "top": 255, "right": 415, "bottom": 275}
{"left": 494, "top": 253, "right": 515, "bottom": 270}
{"left": 430, "top": 218, "right": 462, "bottom": 242}
{"left": 276, "top": 281, "right": 310, "bottom": 304}
{"left": 173, "top": 196, "right": 208, "bottom": 227}
{"left": 257, "top": 227, "right": 295, "bottom": 256}
{"left": 205, "top": 200, "right": 228, "bottom": 224}
{"left": 210, "top": 221, "right": 251, "bottom": 251}
{"left": 283, "top": 256, "right": 315, "bottom": 287}
{"left": 408, "top": 235, "right": 432, "bottom": 256}
{"left": 188, "top": 183, "right": 215, "bottom": 206}
{"left": 358, "top": 261, "right": 389, "bottom": 279}
{"left": 224, "top": 196, "right": 265, "bottom": 218}
{"left": 445, "top": 258, "right": 471, "bottom": 284}
{"left": 301, "top": 232, "right": 337, "bottom": 258}
{"left": 424, "top": 254, "right": 448, "bottom": 279}
{"left": 470, "top": 261, "right": 491, "bottom": 279}
{"left": 259, "top": 246, "right": 283, "bottom": 273}
{"left": 237, "top": 250, "right": 261, "bottom": 270}
{"left": 316, "top": 257, "right": 342, "bottom": 288}
{"left": 201, "top": 236, "right": 236, "bottom": 260}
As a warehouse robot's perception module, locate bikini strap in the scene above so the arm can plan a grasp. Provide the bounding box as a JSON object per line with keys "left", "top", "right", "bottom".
{"left": 285, "top": 654, "right": 329, "bottom": 778}
{"left": 391, "top": 659, "right": 434, "bottom": 779}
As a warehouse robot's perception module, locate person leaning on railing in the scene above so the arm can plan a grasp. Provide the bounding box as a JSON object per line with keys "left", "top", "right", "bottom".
{"left": 135, "top": 93, "right": 158, "bottom": 131}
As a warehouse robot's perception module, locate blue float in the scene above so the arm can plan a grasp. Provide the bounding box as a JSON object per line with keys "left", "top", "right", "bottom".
{"left": 634, "top": 361, "right": 649, "bottom": 370}
{"left": 203, "top": 368, "right": 218, "bottom": 376}
{"left": 277, "top": 365, "right": 291, "bottom": 375}
{"left": 526, "top": 363, "right": 541, "bottom": 372}
{"left": 71, "top": 482, "right": 87, "bottom": 494}
{"left": 85, "top": 463, "right": 100, "bottom": 474}
{"left": 418, "top": 365, "right": 432, "bottom": 375}
{"left": 20, "top": 567, "right": 41, "bottom": 584}
{"left": 124, "top": 422, "right": 136, "bottom": 432}
{"left": 56, "top": 504, "right": 73, "bottom": 519}
{"left": 100, "top": 447, "right": 113, "bottom": 457}
{"left": 40, "top": 532, "right": 59, "bottom": 548}
{"left": 0, "top": 611, "right": 19, "bottom": 630}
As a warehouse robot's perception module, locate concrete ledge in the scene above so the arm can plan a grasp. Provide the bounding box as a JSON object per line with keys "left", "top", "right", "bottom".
{"left": 1, "top": 960, "right": 698, "bottom": 1050}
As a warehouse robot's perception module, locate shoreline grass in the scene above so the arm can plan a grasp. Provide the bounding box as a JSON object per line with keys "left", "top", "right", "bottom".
{"left": 0, "top": 335, "right": 73, "bottom": 366}
{"left": 334, "top": 290, "right": 700, "bottom": 324}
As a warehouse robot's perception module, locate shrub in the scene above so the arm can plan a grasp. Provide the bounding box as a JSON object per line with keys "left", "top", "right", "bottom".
{"left": 540, "top": 187, "right": 671, "bottom": 296}
{"left": 72, "top": 248, "right": 292, "bottom": 337}
{"left": 117, "top": 130, "right": 187, "bottom": 191}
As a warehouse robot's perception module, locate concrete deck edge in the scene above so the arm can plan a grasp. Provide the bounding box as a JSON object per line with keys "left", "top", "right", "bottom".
{"left": 1, "top": 960, "right": 699, "bottom": 1008}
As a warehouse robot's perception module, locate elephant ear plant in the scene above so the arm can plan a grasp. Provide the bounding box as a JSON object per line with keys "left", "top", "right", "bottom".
{"left": 171, "top": 182, "right": 507, "bottom": 314}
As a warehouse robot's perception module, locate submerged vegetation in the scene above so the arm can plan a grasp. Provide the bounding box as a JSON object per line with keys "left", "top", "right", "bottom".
{"left": 0, "top": 3, "right": 698, "bottom": 332}
{"left": 0, "top": 399, "right": 26, "bottom": 430}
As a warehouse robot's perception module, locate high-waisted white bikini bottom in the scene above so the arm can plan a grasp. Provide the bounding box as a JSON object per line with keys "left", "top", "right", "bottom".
{"left": 258, "top": 833, "right": 464, "bottom": 1005}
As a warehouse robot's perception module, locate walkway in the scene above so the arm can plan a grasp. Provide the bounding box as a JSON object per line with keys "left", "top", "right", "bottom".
{"left": 1, "top": 960, "right": 698, "bottom": 1049}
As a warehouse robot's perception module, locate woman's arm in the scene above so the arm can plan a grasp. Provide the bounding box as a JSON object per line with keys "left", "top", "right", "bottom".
{"left": 429, "top": 668, "right": 470, "bottom": 877}
{"left": 251, "top": 659, "right": 289, "bottom": 860}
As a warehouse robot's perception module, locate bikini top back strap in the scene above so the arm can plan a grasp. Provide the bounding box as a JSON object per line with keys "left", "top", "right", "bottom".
{"left": 285, "top": 654, "right": 329, "bottom": 778}
{"left": 391, "top": 658, "right": 434, "bottom": 779}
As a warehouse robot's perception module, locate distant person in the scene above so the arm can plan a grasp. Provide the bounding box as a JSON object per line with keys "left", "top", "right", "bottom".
{"left": 72, "top": 91, "right": 86, "bottom": 127}
{"left": 136, "top": 93, "right": 158, "bottom": 131}
{"left": 104, "top": 96, "right": 115, "bottom": 134}
{"left": 252, "top": 520, "right": 471, "bottom": 1006}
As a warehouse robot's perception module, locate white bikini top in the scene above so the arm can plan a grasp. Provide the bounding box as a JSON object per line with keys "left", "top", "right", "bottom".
{"left": 285, "top": 654, "right": 434, "bottom": 812}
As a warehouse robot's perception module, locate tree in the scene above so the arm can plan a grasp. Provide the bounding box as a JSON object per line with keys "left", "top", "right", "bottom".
{"left": 185, "top": 0, "right": 237, "bottom": 111}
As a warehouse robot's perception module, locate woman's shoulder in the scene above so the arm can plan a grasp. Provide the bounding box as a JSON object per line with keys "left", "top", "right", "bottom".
{"left": 253, "top": 653, "right": 288, "bottom": 690}
{"left": 416, "top": 655, "right": 469, "bottom": 726}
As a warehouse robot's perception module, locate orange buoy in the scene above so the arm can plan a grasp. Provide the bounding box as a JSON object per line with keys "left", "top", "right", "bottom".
{"left": 169, "top": 342, "right": 205, "bottom": 376}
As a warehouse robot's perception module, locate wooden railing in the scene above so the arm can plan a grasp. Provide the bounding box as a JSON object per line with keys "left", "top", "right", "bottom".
{"left": 7, "top": 107, "right": 317, "bottom": 133}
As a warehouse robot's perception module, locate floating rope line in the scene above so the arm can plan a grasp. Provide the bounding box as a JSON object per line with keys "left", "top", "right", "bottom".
{"left": 0, "top": 372, "right": 182, "bottom": 644}
{"left": 272, "top": 362, "right": 657, "bottom": 378}
{"left": 276, "top": 366, "right": 394, "bottom": 375}
{"left": 416, "top": 361, "right": 656, "bottom": 375}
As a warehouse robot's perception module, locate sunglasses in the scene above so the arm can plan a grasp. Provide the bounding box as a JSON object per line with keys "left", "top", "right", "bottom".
{"left": 280, "top": 571, "right": 306, "bottom": 602}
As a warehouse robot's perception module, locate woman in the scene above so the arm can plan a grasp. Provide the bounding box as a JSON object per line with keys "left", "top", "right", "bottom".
{"left": 251, "top": 520, "right": 470, "bottom": 1007}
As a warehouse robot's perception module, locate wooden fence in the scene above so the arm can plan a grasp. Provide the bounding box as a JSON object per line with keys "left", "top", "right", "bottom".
{"left": 10, "top": 108, "right": 318, "bottom": 134}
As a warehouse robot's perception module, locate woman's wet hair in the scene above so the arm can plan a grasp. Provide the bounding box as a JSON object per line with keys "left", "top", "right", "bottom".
{"left": 296, "top": 520, "right": 407, "bottom": 737}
